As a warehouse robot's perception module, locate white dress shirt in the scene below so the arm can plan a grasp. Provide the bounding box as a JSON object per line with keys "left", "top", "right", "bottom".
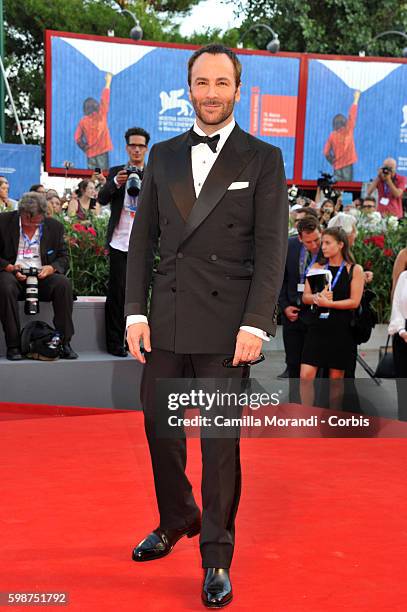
{"left": 126, "top": 119, "right": 269, "bottom": 342}
{"left": 389, "top": 271, "right": 407, "bottom": 335}
{"left": 109, "top": 167, "right": 144, "bottom": 252}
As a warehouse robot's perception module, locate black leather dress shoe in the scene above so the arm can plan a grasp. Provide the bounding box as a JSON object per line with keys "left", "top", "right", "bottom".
{"left": 202, "top": 568, "right": 233, "bottom": 608}
{"left": 108, "top": 346, "right": 128, "bottom": 357}
{"left": 60, "top": 343, "right": 78, "bottom": 359}
{"left": 132, "top": 515, "right": 201, "bottom": 562}
{"left": 6, "top": 347, "right": 23, "bottom": 361}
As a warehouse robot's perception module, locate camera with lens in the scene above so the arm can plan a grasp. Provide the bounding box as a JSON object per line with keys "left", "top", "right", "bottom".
{"left": 20, "top": 266, "right": 40, "bottom": 315}
{"left": 317, "top": 171, "right": 340, "bottom": 201}
{"left": 381, "top": 166, "right": 392, "bottom": 175}
{"left": 288, "top": 185, "right": 299, "bottom": 205}
{"left": 126, "top": 165, "right": 142, "bottom": 197}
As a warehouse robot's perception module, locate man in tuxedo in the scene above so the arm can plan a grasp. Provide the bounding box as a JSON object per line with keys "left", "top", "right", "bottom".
{"left": 98, "top": 127, "right": 150, "bottom": 356}
{"left": 125, "top": 44, "right": 288, "bottom": 607}
{"left": 278, "top": 216, "right": 321, "bottom": 378}
{"left": 278, "top": 216, "right": 321, "bottom": 399}
{"left": 0, "top": 192, "right": 77, "bottom": 360}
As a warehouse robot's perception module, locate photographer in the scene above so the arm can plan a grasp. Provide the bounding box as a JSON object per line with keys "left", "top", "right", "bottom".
{"left": 0, "top": 192, "right": 77, "bottom": 360}
{"left": 366, "top": 158, "right": 406, "bottom": 219}
{"left": 98, "top": 127, "right": 150, "bottom": 357}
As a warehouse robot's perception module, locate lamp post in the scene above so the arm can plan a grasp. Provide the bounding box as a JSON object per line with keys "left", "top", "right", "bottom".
{"left": 108, "top": 8, "right": 143, "bottom": 41}
{"left": 237, "top": 23, "right": 280, "bottom": 53}
{"left": 365, "top": 30, "right": 407, "bottom": 58}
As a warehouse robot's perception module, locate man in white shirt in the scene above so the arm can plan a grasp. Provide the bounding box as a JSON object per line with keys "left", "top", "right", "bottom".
{"left": 125, "top": 44, "right": 288, "bottom": 607}
{"left": 98, "top": 127, "right": 150, "bottom": 356}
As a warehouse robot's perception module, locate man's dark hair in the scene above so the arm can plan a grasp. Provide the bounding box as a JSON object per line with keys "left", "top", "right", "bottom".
{"left": 29, "top": 184, "right": 44, "bottom": 193}
{"left": 297, "top": 216, "right": 321, "bottom": 236}
{"left": 295, "top": 207, "right": 319, "bottom": 219}
{"left": 333, "top": 113, "right": 347, "bottom": 130}
{"left": 188, "top": 44, "right": 242, "bottom": 88}
{"left": 125, "top": 127, "right": 150, "bottom": 146}
{"left": 362, "top": 196, "right": 376, "bottom": 205}
{"left": 83, "top": 97, "right": 99, "bottom": 116}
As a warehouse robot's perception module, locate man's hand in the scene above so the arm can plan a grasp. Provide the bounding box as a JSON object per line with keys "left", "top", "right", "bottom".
{"left": 232, "top": 329, "right": 262, "bottom": 366}
{"left": 9, "top": 263, "right": 27, "bottom": 281}
{"left": 127, "top": 322, "right": 151, "bottom": 364}
{"left": 284, "top": 306, "right": 300, "bottom": 322}
{"left": 115, "top": 169, "right": 129, "bottom": 187}
{"left": 399, "top": 330, "right": 407, "bottom": 344}
{"left": 38, "top": 265, "right": 55, "bottom": 280}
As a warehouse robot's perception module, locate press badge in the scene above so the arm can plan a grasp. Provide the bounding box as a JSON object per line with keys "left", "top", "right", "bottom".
{"left": 380, "top": 197, "right": 389, "bottom": 206}
{"left": 297, "top": 283, "right": 305, "bottom": 293}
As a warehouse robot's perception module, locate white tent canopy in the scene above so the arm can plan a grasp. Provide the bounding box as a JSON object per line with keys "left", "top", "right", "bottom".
{"left": 317, "top": 59, "right": 401, "bottom": 92}
{"left": 61, "top": 37, "right": 156, "bottom": 76}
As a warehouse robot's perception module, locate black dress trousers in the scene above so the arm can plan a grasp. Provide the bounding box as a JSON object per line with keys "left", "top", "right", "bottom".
{"left": 0, "top": 271, "right": 74, "bottom": 348}
{"left": 105, "top": 247, "right": 128, "bottom": 350}
{"left": 140, "top": 348, "right": 249, "bottom": 569}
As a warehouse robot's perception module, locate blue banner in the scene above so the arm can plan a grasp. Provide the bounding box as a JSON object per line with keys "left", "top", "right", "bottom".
{"left": 0, "top": 143, "right": 41, "bottom": 200}
{"left": 303, "top": 59, "right": 407, "bottom": 181}
{"left": 49, "top": 35, "right": 300, "bottom": 179}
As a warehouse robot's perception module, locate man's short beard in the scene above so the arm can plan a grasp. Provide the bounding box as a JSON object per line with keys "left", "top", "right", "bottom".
{"left": 192, "top": 99, "right": 235, "bottom": 126}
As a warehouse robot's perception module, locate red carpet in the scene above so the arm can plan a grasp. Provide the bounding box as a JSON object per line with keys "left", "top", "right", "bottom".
{"left": 1, "top": 404, "right": 407, "bottom": 611}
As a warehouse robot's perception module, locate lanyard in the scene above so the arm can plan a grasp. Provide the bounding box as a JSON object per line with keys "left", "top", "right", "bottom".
{"left": 325, "top": 260, "right": 346, "bottom": 290}
{"left": 299, "top": 246, "right": 318, "bottom": 283}
{"left": 21, "top": 223, "right": 43, "bottom": 248}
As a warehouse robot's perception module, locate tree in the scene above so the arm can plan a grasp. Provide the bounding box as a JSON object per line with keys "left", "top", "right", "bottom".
{"left": 235, "top": 0, "right": 407, "bottom": 56}
{"left": 3, "top": 0, "right": 200, "bottom": 144}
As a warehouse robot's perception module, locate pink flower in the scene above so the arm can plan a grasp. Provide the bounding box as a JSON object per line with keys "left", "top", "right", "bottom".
{"left": 87, "top": 226, "right": 97, "bottom": 237}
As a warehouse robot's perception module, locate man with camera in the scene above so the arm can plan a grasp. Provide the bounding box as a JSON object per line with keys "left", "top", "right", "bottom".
{"left": 0, "top": 192, "right": 77, "bottom": 360}
{"left": 366, "top": 158, "right": 406, "bottom": 219}
{"left": 98, "top": 127, "right": 150, "bottom": 357}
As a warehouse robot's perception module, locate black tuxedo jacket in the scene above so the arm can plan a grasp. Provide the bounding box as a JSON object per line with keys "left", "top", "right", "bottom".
{"left": 125, "top": 124, "right": 289, "bottom": 354}
{"left": 0, "top": 211, "right": 69, "bottom": 274}
{"left": 97, "top": 164, "right": 126, "bottom": 246}
{"left": 278, "top": 235, "right": 304, "bottom": 312}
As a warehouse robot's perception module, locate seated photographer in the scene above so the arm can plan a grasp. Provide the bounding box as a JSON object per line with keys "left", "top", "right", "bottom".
{"left": 0, "top": 192, "right": 77, "bottom": 360}
{"left": 366, "top": 158, "right": 406, "bottom": 219}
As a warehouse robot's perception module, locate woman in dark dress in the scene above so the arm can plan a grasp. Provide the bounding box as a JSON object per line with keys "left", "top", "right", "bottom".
{"left": 300, "top": 227, "right": 364, "bottom": 408}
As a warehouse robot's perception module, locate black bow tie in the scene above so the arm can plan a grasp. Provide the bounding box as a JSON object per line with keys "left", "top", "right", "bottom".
{"left": 187, "top": 129, "right": 220, "bottom": 153}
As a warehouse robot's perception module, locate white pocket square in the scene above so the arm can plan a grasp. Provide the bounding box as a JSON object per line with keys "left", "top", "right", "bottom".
{"left": 228, "top": 181, "right": 249, "bottom": 190}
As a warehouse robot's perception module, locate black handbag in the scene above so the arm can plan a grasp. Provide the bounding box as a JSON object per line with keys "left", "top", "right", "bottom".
{"left": 374, "top": 335, "right": 395, "bottom": 378}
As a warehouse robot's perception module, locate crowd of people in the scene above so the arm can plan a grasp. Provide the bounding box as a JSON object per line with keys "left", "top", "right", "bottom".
{"left": 282, "top": 157, "right": 407, "bottom": 418}
{"left": 0, "top": 139, "right": 406, "bottom": 417}
{"left": 0, "top": 126, "right": 150, "bottom": 361}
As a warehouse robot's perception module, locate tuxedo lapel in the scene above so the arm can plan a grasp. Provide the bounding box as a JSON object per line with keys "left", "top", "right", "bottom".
{"left": 166, "top": 133, "right": 196, "bottom": 222}
{"left": 180, "top": 125, "right": 256, "bottom": 246}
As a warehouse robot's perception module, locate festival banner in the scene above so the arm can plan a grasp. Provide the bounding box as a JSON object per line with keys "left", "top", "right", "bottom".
{"left": 46, "top": 32, "right": 300, "bottom": 179}
{"left": 302, "top": 58, "right": 407, "bottom": 181}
